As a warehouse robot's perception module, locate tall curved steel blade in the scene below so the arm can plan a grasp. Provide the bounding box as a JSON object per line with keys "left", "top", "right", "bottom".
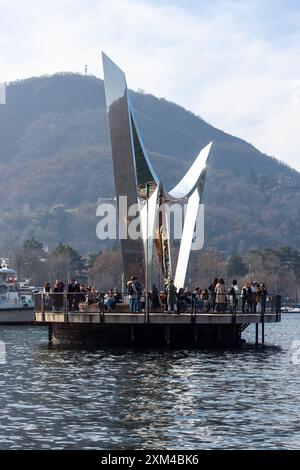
{"left": 168, "top": 142, "right": 212, "bottom": 199}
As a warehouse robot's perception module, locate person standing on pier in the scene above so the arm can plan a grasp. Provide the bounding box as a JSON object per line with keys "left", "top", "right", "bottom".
{"left": 73, "top": 281, "right": 81, "bottom": 311}
{"left": 229, "top": 279, "right": 239, "bottom": 313}
{"left": 127, "top": 276, "right": 139, "bottom": 313}
{"left": 177, "top": 288, "right": 188, "bottom": 313}
{"left": 135, "top": 277, "right": 142, "bottom": 312}
{"left": 165, "top": 279, "right": 177, "bottom": 313}
{"left": 43, "top": 282, "right": 51, "bottom": 311}
{"left": 241, "top": 283, "right": 249, "bottom": 313}
{"left": 53, "top": 280, "right": 62, "bottom": 311}
{"left": 257, "top": 282, "right": 267, "bottom": 313}
{"left": 215, "top": 278, "right": 226, "bottom": 312}
{"left": 67, "top": 279, "right": 75, "bottom": 311}
{"left": 44, "top": 282, "right": 51, "bottom": 293}
{"left": 151, "top": 284, "right": 160, "bottom": 309}
{"left": 208, "top": 278, "right": 219, "bottom": 312}
{"left": 251, "top": 281, "right": 258, "bottom": 312}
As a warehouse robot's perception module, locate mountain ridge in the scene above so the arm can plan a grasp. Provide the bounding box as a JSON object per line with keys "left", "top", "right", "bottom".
{"left": 0, "top": 72, "right": 299, "bottom": 255}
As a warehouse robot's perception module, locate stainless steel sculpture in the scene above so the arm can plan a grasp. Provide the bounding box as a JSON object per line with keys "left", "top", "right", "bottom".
{"left": 102, "top": 52, "right": 212, "bottom": 289}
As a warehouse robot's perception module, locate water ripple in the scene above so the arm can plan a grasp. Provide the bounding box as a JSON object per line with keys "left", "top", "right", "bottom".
{"left": 0, "top": 316, "right": 300, "bottom": 449}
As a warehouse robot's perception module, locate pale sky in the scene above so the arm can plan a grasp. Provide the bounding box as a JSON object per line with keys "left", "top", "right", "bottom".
{"left": 1, "top": 0, "right": 300, "bottom": 170}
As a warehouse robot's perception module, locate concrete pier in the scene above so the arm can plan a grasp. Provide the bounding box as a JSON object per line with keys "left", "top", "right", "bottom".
{"left": 35, "top": 311, "right": 280, "bottom": 348}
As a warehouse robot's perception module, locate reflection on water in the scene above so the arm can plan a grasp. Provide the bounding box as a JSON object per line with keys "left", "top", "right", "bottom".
{"left": 0, "top": 316, "right": 300, "bottom": 449}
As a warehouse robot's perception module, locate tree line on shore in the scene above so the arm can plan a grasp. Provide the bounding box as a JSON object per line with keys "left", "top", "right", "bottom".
{"left": 11, "top": 238, "right": 300, "bottom": 302}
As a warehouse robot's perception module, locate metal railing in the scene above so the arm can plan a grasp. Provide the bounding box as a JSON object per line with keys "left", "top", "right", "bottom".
{"left": 35, "top": 291, "right": 282, "bottom": 323}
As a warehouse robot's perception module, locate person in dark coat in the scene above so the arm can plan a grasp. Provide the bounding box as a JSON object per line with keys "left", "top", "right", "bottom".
{"left": 73, "top": 281, "right": 81, "bottom": 311}
{"left": 53, "top": 280, "right": 61, "bottom": 311}
{"left": 208, "top": 278, "right": 219, "bottom": 312}
{"left": 165, "top": 279, "right": 177, "bottom": 313}
{"left": 67, "top": 279, "right": 75, "bottom": 311}
{"left": 151, "top": 284, "right": 160, "bottom": 309}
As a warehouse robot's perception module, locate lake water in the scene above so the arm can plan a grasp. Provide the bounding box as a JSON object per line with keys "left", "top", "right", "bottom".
{"left": 0, "top": 315, "right": 300, "bottom": 450}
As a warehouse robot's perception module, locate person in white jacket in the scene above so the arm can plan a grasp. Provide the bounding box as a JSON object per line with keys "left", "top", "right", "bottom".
{"left": 229, "top": 279, "right": 239, "bottom": 313}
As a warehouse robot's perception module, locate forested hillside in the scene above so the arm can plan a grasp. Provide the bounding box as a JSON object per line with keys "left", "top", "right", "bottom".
{"left": 0, "top": 73, "right": 299, "bottom": 255}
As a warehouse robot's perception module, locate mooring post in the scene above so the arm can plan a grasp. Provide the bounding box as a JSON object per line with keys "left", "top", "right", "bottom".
{"left": 279, "top": 295, "right": 282, "bottom": 322}
{"left": 194, "top": 326, "right": 198, "bottom": 346}
{"left": 276, "top": 295, "right": 281, "bottom": 322}
{"left": 131, "top": 325, "right": 135, "bottom": 345}
{"left": 48, "top": 324, "right": 53, "bottom": 345}
{"left": 165, "top": 325, "right": 170, "bottom": 347}
{"left": 41, "top": 293, "right": 45, "bottom": 322}
{"left": 191, "top": 293, "right": 196, "bottom": 323}
{"left": 99, "top": 293, "right": 105, "bottom": 324}
{"left": 63, "top": 293, "right": 68, "bottom": 323}
{"left": 261, "top": 317, "right": 265, "bottom": 346}
{"left": 255, "top": 323, "right": 259, "bottom": 346}
{"left": 261, "top": 295, "right": 266, "bottom": 346}
{"left": 232, "top": 303, "right": 237, "bottom": 344}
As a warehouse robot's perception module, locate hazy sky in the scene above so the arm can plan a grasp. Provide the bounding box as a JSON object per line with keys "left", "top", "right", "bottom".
{"left": 1, "top": 0, "right": 300, "bottom": 170}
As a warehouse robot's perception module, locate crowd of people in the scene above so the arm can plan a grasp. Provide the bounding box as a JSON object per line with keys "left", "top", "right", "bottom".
{"left": 194, "top": 278, "right": 268, "bottom": 314}
{"left": 126, "top": 277, "right": 268, "bottom": 314}
{"left": 43, "top": 279, "right": 102, "bottom": 311}
{"left": 42, "top": 277, "right": 268, "bottom": 314}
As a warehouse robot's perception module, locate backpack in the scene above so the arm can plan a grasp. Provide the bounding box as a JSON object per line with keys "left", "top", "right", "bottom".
{"left": 127, "top": 282, "right": 135, "bottom": 295}
{"left": 228, "top": 286, "right": 235, "bottom": 296}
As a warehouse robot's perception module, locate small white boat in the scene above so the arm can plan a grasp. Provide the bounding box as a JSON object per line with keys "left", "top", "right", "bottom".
{"left": 281, "top": 305, "right": 300, "bottom": 313}
{"left": 0, "top": 258, "right": 34, "bottom": 323}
